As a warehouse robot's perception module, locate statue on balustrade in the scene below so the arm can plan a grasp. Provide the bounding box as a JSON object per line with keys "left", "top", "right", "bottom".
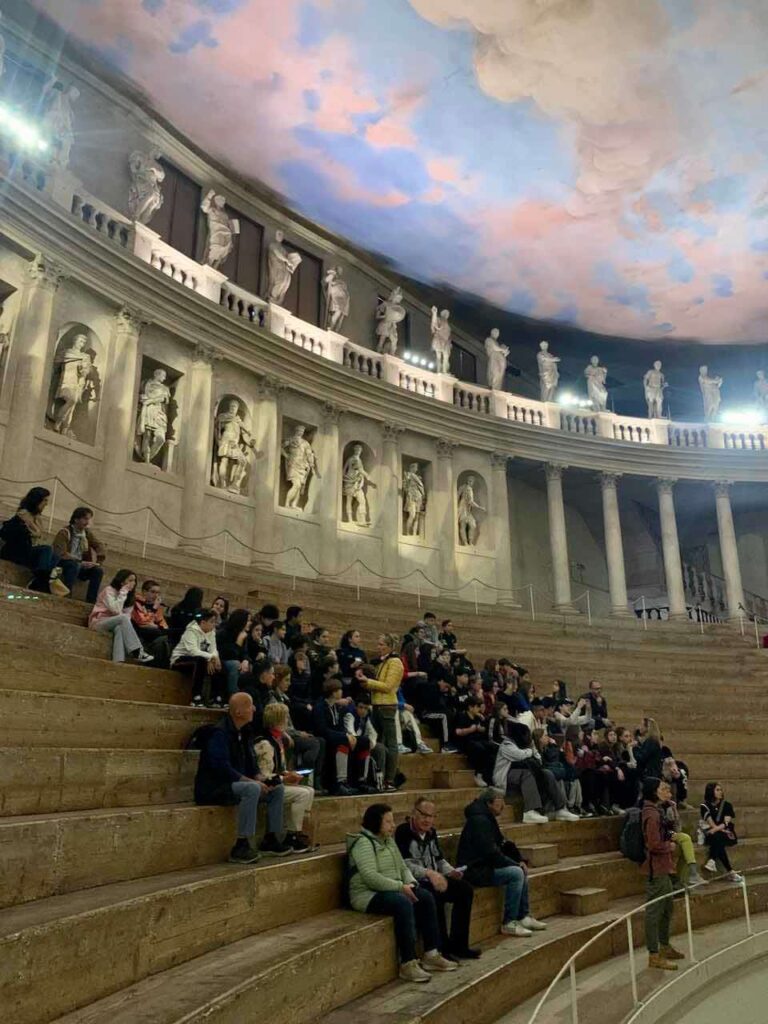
{"left": 48, "top": 333, "right": 100, "bottom": 438}
{"left": 457, "top": 476, "right": 485, "bottom": 547}
{"left": 699, "top": 365, "right": 723, "bottom": 420}
{"left": 754, "top": 371, "right": 768, "bottom": 416}
{"left": 537, "top": 340, "right": 560, "bottom": 402}
{"left": 342, "top": 444, "right": 376, "bottom": 525}
{"left": 135, "top": 368, "right": 172, "bottom": 464}
{"left": 281, "top": 424, "right": 320, "bottom": 509}
{"left": 41, "top": 78, "right": 79, "bottom": 169}
{"left": 402, "top": 462, "right": 426, "bottom": 537}
{"left": 584, "top": 355, "right": 608, "bottom": 411}
{"left": 643, "top": 360, "right": 667, "bottom": 418}
{"left": 128, "top": 150, "right": 165, "bottom": 225}
{"left": 201, "top": 191, "right": 239, "bottom": 270}
{"left": 485, "top": 328, "right": 509, "bottom": 391}
{"left": 430, "top": 307, "right": 452, "bottom": 374}
{"left": 323, "top": 267, "right": 350, "bottom": 334}
{"left": 212, "top": 399, "right": 256, "bottom": 495}
{"left": 267, "top": 231, "right": 302, "bottom": 306}
{"left": 375, "top": 287, "right": 406, "bottom": 355}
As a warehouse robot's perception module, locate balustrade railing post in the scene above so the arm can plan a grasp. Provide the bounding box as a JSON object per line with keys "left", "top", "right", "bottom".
{"left": 586, "top": 590, "right": 592, "bottom": 626}
{"left": 755, "top": 617, "right": 761, "bottom": 650}
{"left": 529, "top": 583, "right": 536, "bottom": 621}
{"left": 569, "top": 960, "right": 579, "bottom": 1024}
{"left": 742, "top": 876, "right": 753, "bottom": 936}
{"left": 626, "top": 916, "right": 639, "bottom": 1007}
{"left": 739, "top": 613, "right": 745, "bottom": 637}
{"left": 684, "top": 888, "right": 696, "bottom": 962}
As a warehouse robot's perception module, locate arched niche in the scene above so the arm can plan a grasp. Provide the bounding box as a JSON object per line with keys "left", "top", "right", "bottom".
{"left": 341, "top": 439, "right": 376, "bottom": 526}
{"left": 456, "top": 469, "right": 488, "bottom": 548}
{"left": 210, "top": 394, "right": 255, "bottom": 496}
{"left": 401, "top": 455, "right": 430, "bottom": 539}
{"left": 45, "top": 322, "right": 103, "bottom": 446}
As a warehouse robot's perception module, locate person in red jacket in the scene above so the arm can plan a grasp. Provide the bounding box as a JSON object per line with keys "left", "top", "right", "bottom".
{"left": 642, "top": 777, "right": 684, "bottom": 971}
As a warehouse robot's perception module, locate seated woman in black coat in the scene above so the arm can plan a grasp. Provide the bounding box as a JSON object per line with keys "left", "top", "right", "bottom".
{"left": 700, "top": 781, "right": 742, "bottom": 883}
{"left": 0, "top": 486, "right": 67, "bottom": 594}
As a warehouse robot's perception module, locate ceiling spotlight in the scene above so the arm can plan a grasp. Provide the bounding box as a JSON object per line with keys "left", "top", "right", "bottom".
{"left": 404, "top": 351, "right": 412, "bottom": 361}
{"left": 419, "top": 357, "right": 427, "bottom": 366}
{"left": 558, "top": 392, "right": 577, "bottom": 406}
{"left": 720, "top": 408, "right": 764, "bottom": 427}
{"left": 428, "top": 362, "right": 435, "bottom": 370}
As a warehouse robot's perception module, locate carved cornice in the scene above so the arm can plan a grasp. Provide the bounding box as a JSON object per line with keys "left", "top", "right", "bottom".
{"left": 656, "top": 477, "right": 678, "bottom": 496}
{"left": 382, "top": 421, "right": 405, "bottom": 444}
{"left": 27, "top": 252, "right": 65, "bottom": 291}
{"left": 545, "top": 462, "right": 568, "bottom": 482}
{"left": 255, "top": 374, "right": 287, "bottom": 400}
{"left": 191, "top": 342, "right": 220, "bottom": 367}
{"left": 490, "top": 451, "right": 511, "bottom": 469}
{"left": 321, "top": 400, "right": 346, "bottom": 425}
{"left": 114, "top": 305, "right": 148, "bottom": 335}
{"left": 435, "top": 437, "right": 459, "bottom": 459}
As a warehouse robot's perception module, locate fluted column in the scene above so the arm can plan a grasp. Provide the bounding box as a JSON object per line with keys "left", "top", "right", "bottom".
{"left": 251, "top": 375, "right": 284, "bottom": 570}
{"left": 318, "top": 401, "right": 344, "bottom": 575}
{"left": 380, "top": 422, "right": 404, "bottom": 588}
{"left": 545, "top": 463, "right": 575, "bottom": 612}
{"left": 1, "top": 254, "right": 64, "bottom": 481}
{"left": 490, "top": 452, "right": 520, "bottom": 607}
{"left": 600, "top": 472, "right": 631, "bottom": 616}
{"left": 713, "top": 480, "right": 746, "bottom": 620}
{"left": 656, "top": 478, "right": 687, "bottom": 619}
{"left": 178, "top": 344, "right": 216, "bottom": 551}
{"left": 435, "top": 438, "right": 458, "bottom": 592}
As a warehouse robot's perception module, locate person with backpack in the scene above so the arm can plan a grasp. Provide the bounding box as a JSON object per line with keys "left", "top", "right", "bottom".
{"left": 700, "top": 782, "right": 742, "bottom": 882}
{"left": 640, "top": 777, "right": 685, "bottom": 971}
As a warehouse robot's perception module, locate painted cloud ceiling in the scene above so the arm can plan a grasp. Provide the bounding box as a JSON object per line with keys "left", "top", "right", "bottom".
{"left": 27, "top": 0, "right": 768, "bottom": 343}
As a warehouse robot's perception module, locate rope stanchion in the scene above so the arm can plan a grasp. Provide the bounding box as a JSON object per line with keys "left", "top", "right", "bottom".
{"left": 141, "top": 507, "right": 150, "bottom": 560}
{"left": 221, "top": 531, "right": 229, "bottom": 579}
{"left": 473, "top": 580, "right": 479, "bottom": 616}
{"left": 529, "top": 583, "right": 536, "bottom": 622}
{"left": 47, "top": 478, "right": 58, "bottom": 535}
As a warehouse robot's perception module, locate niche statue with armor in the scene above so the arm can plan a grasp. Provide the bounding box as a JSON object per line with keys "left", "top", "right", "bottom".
{"left": 281, "top": 424, "right": 320, "bottom": 509}
{"left": 48, "top": 333, "right": 100, "bottom": 439}
{"left": 402, "top": 462, "right": 426, "bottom": 537}
{"left": 342, "top": 444, "right": 376, "bottom": 525}
{"left": 457, "top": 475, "right": 485, "bottom": 546}
{"left": 135, "top": 368, "right": 173, "bottom": 464}
{"left": 212, "top": 399, "right": 256, "bottom": 494}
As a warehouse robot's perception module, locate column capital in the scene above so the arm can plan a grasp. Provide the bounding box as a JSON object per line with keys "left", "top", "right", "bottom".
{"left": 600, "top": 471, "right": 622, "bottom": 490}
{"left": 545, "top": 462, "right": 568, "bottom": 482}
{"left": 435, "top": 437, "right": 459, "bottom": 459}
{"left": 656, "top": 477, "right": 678, "bottom": 495}
{"left": 490, "top": 451, "right": 512, "bottom": 469}
{"left": 255, "top": 374, "right": 286, "bottom": 399}
{"left": 191, "top": 342, "right": 220, "bottom": 367}
{"left": 321, "top": 400, "right": 346, "bottom": 425}
{"left": 382, "top": 421, "right": 405, "bottom": 444}
{"left": 114, "top": 305, "right": 149, "bottom": 335}
{"left": 27, "top": 253, "right": 65, "bottom": 291}
{"left": 712, "top": 479, "right": 734, "bottom": 497}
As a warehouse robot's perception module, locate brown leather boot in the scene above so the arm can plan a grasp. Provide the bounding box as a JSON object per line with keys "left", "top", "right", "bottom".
{"left": 660, "top": 945, "right": 684, "bottom": 961}
{"left": 648, "top": 953, "right": 678, "bottom": 971}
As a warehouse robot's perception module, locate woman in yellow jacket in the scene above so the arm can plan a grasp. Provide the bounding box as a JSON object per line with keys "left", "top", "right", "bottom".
{"left": 365, "top": 633, "right": 404, "bottom": 790}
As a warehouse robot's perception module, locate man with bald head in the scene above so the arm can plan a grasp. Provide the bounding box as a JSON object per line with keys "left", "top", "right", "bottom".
{"left": 194, "top": 691, "right": 290, "bottom": 862}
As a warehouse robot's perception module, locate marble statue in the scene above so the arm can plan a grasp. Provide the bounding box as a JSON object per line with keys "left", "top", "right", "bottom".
{"left": 699, "top": 365, "right": 723, "bottom": 421}
{"left": 40, "top": 78, "right": 79, "bottom": 169}
{"left": 281, "top": 424, "right": 319, "bottom": 509}
{"left": 267, "top": 231, "right": 302, "bottom": 306}
{"left": 537, "top": 341, "right": 560, "bottom": 402}
{"left": 754, "top": 370, "right": 768, "bottom": 414}
{"left": 135, "top": 368, "right": 172, "bottom": 464}
{"left": 457, "top": 476, "right": 485, "bottom": 546}
{"left": 212, "top": 399, "right": 256, "bottom": 494}
{"left": 323, "top": 266, "right": 350, "bottom": 334}
{"left": 201, "top": 191, "right": 239, "bottom": 270}
{"left": 430, "top": 306, "right": 452, "bottom": 374}
{"left": 584, "top": 355, "right": 608, "bottom": 411}
{"left": 49, "top": 334, "right": 99, "bottom": 437}
{"left": 402, "top": 462, "right": 426, "bottom": 537}
{"left": 485, "top": 328, "right": 509, "bottom": 391}
{"left": 643, "top": 360, "right": 667, "bottom": 418}
{"left": 342, "top": 443, "right": 376, "bottom": 525}
{"left": 127, "top": 150, "right": 165, "bottom": 225}
{"left": 375, "top": 287, "right": 406, "bottom": 355}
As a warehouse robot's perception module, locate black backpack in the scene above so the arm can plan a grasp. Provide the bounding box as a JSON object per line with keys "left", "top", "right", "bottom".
{"left": 185, "top": 723, "right": 218, "bottom": 750}
{"left": 619, "top": 806, "right": 646, "bottom": 863}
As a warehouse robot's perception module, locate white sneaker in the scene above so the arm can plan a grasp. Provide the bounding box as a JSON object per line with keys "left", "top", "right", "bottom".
{"left": 501, "top": 921, "right": 532, "bottom": 937}
{"left": 417, "top": 743, "right": 433, "bottom": 754}
{"left": 520, "top": 915, "right": 547, "bottom": 931}
{"left": 136, "top": 650, "right": 154, "bottom": 664}
{"left": 421, "top": 951, "right": 458, "bottom": 972}
{"left": 725, "top": 871, "right": 744, "bottom": 883}
{"left": 555, "top": 808, "right": 581, "bottom": 822}
{"left": 397, "top": 744, "right": 411, "bottom": 754}
{"left": 474, "top": 773, "right": 486, "bottom": 788}
{"left": 190, "top": 696, "right": 204, "bottom": 708}
{"left": 399, "top": 960, "right": 431, "bottom": 983}
{"left": 704, "top": 859, "right": 716, "bottom": 873}
{"left": 523, "top": 810, "right": 549, "bottom": 824}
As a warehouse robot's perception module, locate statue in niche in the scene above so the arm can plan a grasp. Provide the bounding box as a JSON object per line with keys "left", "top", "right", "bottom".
{"left": 128, "top": 150, "right": 165, "bottom": 225}
{"left": 323, "top": 266, "right": 350, "bottom": 334}
{"left": 430, "top": 306, "right": 452, "bottom": 374}
{"left": 267, "top": 231, "right": 302, "bottom": 306}
{"left": 402, "top": 462, "right": 426, "bottom": 537}
{"left": 643, "top": 360, "right": 667, "bottom": 418}
{"left": 485, "top": 328, "right": 509, "bottom": 391}
{"left": 699, "top": 365, "right": 722, "bottom": 420}
{"left": 48, "top": 333, "right": 100, "bottom": 437}
{"left": 40, "top": 78, "right": 80, "bottom": 169}
{"left": 281, "top": 424, "right": 320, "bottom": 509}
{"left": 754, "top": 370, "right": 768, "bottom": 415}
{"left": 342, "top": 443, "right": 376, "bottom": 525}
{"left": 212, "top": 399, "right": 256, "bottom": 494}
{"left": 537, "top": 340, "right": 560, "bottom": 402}
{"left": 457, "top": 476, "right": 486, "bottom": 546}
{"left": 584, "top": 355, "right": 608, "bottom": 411}
{"left": 375, "top": 287, "right": 406, "bottom": 355}
{"left": 201, "top": 191, "right": 239, "bottom": 270}
{"left": 135, "top": 368, "right": 172, "bottom": 464}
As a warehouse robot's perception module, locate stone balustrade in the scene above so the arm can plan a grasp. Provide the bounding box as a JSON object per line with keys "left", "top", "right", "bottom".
{"left": 220, "top": 280, "right": 267, "bottom": 325}
{"left": 132, "top": 224, "right": 226, "bottom": 300}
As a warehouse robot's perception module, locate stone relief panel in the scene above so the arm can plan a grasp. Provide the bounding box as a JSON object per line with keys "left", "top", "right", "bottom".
{"left": 456, "top": 470, "right": 487, "bottom": 547}
{"left": 45, "top": 322, "right": 103, "bottom": 445}
{"left": 211, "top": 394, "right": 255, "bottom": 496}
{"left": 341, "top": 440, "right": 376, "bottom": 526}
{"left": 133, "top": 355, "right": 181, "bottom": 471}
{"left": 279, "top": 418, "right": 320, "bottom": 511}
{"left": 401, "top": 455, "right": 429, "bottom": 538}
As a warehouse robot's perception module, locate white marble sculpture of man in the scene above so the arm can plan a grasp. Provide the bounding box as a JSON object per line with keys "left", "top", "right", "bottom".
{"left": 267, "top": 231, "right": 302, "bottom": 306}
{"left": 281, "top": 424, "right": 319, "bottom": 509}
{"left": 213, "top": 399, "right": 255, "bottom": 494}
{"left": 699, "top": 365, "right": 723, "bottom": 421}
{"left": 485, "top": 328, "right": 509, "bottom": 391}
{"left": 342, "top": 443, "right": 376, "bottom": 525}
{"left": 585, "top": 355, "right": 608, "bottom": 411}
{"left": 128, "top": 150, "right": 165, "bottom": 225}
{"left": 457, "top": 476, "right": 486, "bottom": 546}
{"left": 375, "top": 287, "right": 406, "bottom": 355}
{"left": 430, "top": 306, "right": 452, "bottom": 374}
{"left": 41, "top": 78, "right": 79, "bottom": 169}
{"left": 324, "top": 266, "right": 351, "bottom": 334}
{"left": 50, "top": 334, "right": 98, "bottom": 437}
{"left": 136, "top": 368, "right": 172, "bottom": 463}
{"left": 643, "top": 360, "right": 667, "bottom": 418}
{"left": 201, "top": 191, "right": 239, "bottom": 270}
{"left": 754, "top": 370, "right": 768, "bottom": 415}
{"left": 537, "top": 340, "right": 560, "bottom": 402}
{"left": 402, "top": 462, "right": 426, "bottom": 536}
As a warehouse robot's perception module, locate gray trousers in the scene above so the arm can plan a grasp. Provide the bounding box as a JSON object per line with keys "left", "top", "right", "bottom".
{"left": 231, "top": 780, "right": 284, "bottom": 838}
{"left": 506, "top": 767, "right": 565, "bottom": 812}
{"left": 93, "top": 613, "right": 143, "bottom": 662}
{"left": 290, "top": 732, "right": 325, "bottom": 782}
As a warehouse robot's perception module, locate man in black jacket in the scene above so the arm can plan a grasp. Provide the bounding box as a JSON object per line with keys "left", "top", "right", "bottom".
{"left": 582, "top": 680, "right": 612, "bottom": 730}
{"left": 194, "top": 692, "right": 290, "bottom": 862}
{"left": 395, "top": 796, "right": 480, "bottom": 960}
{"left": 456, "top": 789, "right": 547, "bottom": 937}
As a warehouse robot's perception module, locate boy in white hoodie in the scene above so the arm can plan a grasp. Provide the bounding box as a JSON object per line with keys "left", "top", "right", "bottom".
{"left": 171, "top": 609, "right": 222, "bottom": 707}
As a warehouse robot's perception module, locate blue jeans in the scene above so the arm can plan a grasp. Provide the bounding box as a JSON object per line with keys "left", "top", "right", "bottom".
{"left": 223, "top": 660, "right": 242, "bottom": 698}
{"left": 60, "top": 560, "right": 104, "bottom": 603}
{"left": 231, "top": 780, "right": 284, "bottom": 838}
{"left": 367, "top": 887, "right": 441, "bottom": 964}
{"left": 29, "top": 545, "right": 58, "bottom": 575}
{"left": 492, "top": 865, "right": 529, "bottom": 924}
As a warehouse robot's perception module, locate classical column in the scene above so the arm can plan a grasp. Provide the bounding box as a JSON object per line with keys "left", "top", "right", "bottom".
{"left": 655, "top": 478, "right": 687, "bottom": 619}
{"left": 1, "top": 253, "right": 64, "bottom": 482}
{"left": 380, "top": 422, "right": 404, "bottom": 588}
{"left": 713, "top": 480, "right": 746, "bottom": 620}
{"left": 435, "top": 438, "right": 458, "bottom": 593}
{"left": 251, "top": 375, "right": 284, "bottom": 570}
{"left": 178, "top": 344, "right": 217, "bottom": 551}
{"left": 490, "top": 452, "right": 520, "bottom": 607}
{"left": 544, "top": 463, "right": 575, "bottom": 612}
{"left": 318, "top": 401, "right": 344, "bottom": 575}
{"left": 600, "top": 472, "right": 631, "bottom": 616}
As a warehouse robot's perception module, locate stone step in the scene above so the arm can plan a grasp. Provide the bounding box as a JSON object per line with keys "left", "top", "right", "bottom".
{"left": 0, "top": 579, "right": 91, "bottom": 625}
{"left": 560, "top": 886, "right": 610, "bottom": 916}
{"left": 686, "top": 778, "right": 768, "bottom": 806}
{"left": 0, "top": 604, "right": 110, "bottom": 658}
{"left": 518, "top": 843, "right": 559, "bottom": 868}
{"left": 432, "top": 768, "right": 478, "bottom": 789}
{"left": 685, "top": 754, "right": 768, "bottom": 779}
{"left": 665, "top": 731, "right": 768, "bottom": 754}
